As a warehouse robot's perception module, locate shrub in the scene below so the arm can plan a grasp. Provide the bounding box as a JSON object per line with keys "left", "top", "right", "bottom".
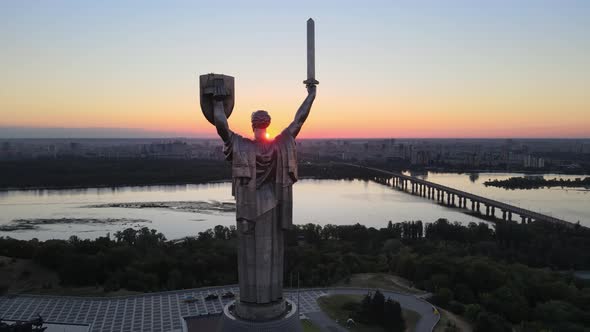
{"left": 448, "top": 300, "right": 465, "bottom": 315}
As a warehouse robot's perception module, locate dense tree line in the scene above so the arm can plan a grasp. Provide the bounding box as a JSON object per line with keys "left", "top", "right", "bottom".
{"left": 484, "top": 176, "right": 590, "bottom": 189}
{"left": 0, "top": 158, "right": 231, "bottom": 189}
{"left": 0, "top": 159, "right": 387, "bottom": 189}
{"left": 2, "top": 219, "right": 590, "bottom": 331}
{"left": 288, "top": 220, "right": 590, "bottom": 331}
{"left": 0, "top": 227, "right": 238, "bottom": 292}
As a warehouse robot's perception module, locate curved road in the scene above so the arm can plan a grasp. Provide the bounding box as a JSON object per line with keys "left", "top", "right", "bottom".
{"left": 305, "top": 288, "right": 438, "bottom": 332}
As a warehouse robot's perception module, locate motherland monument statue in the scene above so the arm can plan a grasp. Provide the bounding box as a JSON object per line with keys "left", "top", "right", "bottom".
{"left": 199, "top": 19, "right": 318, "bottom": 330}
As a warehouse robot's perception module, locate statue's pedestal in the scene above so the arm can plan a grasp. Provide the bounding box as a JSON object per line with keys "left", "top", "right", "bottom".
{"left": 235, "top": 300, "right": 286, "bottom": 321}
{"left": 217, "top": 299, "right": 302, "bottom": 332}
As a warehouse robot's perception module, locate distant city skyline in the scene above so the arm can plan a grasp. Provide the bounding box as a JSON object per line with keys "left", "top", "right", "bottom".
{"left": 1, "top": 1, "right": 589, "bottom": 139}
{"left": 2, "top": 126, "right": 590, "bottom": 139}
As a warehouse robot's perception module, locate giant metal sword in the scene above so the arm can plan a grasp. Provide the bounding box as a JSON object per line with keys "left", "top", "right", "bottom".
{"left": 303, "top": 18, "right": 319, "bottom": 86}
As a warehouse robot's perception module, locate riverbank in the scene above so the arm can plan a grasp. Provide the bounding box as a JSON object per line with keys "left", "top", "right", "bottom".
{"left": 4, "top": 158, "right": 587, "bottom": 191}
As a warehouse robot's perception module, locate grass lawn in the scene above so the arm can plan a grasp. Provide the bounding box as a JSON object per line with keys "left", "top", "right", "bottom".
{"left": 434, "top": 308, "right": 472, "bottom": 332}
{"left": 334, "top": 273, "right": 427, "bottom": 296}
{"left": 318, "top": 294, "right": 420, "bottom": 332}
{"left": 402, "top": 308, "right": 421, "bottom": 332}
{"left": 301, "top": 319, "right": 322, "bottom": 332}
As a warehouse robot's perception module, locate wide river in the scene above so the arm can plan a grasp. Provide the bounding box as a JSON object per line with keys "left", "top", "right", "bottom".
{"left": 0, "top": 173, "right": 587, "bottom": 240}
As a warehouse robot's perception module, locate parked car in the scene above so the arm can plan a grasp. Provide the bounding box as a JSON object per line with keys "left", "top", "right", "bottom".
{"left": 221, "top": 291, "right": 235, "bottom": 299}
{"left": 182, "top": 296, "right": 198, "bottom": 303}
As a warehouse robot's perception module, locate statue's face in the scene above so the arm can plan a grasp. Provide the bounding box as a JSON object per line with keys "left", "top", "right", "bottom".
{"left": 253, "top": 127, "right": 267, "bottom": 141}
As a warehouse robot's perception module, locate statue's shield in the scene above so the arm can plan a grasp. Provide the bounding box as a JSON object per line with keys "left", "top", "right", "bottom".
{"left": 199, "top": 73, "right": 235, "bottom": 125}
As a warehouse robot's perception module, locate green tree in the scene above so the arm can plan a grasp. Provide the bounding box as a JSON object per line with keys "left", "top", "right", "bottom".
{"left": 371, "top": 290, "right": 386, "bottom": 324}
{"left": 474, "top": 311, "right": 511, "bottom": 332}
{"left": 482, "top": 286, "right": 528, "bottom": 323}
{"left": 431, "top": 288, "right": 453, "bottom": 307}
{"left": 383, "top": 298, "right": 404, "bottom": 332}
{"left": 464, "top": 304, "right": 482, "bottom": 322}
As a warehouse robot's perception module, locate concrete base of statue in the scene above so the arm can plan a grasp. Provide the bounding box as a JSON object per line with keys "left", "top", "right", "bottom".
{"left": 217, "top": 299, "right": 302, "bottom": 332}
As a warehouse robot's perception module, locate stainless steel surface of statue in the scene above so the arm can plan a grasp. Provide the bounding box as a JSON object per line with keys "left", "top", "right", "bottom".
{"left": 198, "top": 20, "right": 318, "bottom": 324}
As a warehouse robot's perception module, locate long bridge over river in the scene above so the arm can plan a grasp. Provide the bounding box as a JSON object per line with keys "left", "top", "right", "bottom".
{"left": 346, "top": 164, "right": 577, "bottom": 228}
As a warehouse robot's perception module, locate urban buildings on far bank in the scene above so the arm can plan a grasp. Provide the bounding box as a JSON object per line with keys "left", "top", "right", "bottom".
{"left": 1, "top": 138, "right": 589, "bottom": 171}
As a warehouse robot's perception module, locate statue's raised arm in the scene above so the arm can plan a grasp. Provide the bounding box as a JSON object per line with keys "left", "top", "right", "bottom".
{"left": 286, "top": 84, "right": 316, "bottom": 138}
{"left": 213, "top": 100, "right": 232, "bottom": 143}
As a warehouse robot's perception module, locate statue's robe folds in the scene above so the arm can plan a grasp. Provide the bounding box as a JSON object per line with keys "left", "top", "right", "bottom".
{"left": 223, "top": 129, "right": 297, "bottom": 304}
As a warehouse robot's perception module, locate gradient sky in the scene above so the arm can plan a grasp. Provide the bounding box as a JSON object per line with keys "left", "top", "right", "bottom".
{"left": 1, "top": 0, "right": 588, "bottom": 138}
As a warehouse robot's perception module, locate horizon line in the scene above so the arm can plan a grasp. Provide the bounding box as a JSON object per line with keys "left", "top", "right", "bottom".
{"left": 2, "top": 136, "right": 589, "bottom": 140}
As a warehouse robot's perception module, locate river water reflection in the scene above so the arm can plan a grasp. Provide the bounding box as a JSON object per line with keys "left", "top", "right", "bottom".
{"left": 0, "top": 173, "right": 587, "bottom": 240}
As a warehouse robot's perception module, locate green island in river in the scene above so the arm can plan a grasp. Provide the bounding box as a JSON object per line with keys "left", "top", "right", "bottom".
{"left": 484, "top": 176, "right": 590, "bottom": 189}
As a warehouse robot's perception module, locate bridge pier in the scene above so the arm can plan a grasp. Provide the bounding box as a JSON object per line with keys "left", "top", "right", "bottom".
{"left": 508, "top": 211, "right": 512, "bottom": 221}
{"left": 485, "top": 205, "right": 490, "bottom": 216}
{"left": 502, "top": 210, "right": 506, "bottom": 220}
{"left": 471, "top": 200, "right": 475, "bottom": 211}
{"left": 491, "top": 206, "right": 495, "bottom": 217}
{"left": 476, "top": 202, "right": 481, "bottom": 213}
{"left": 521, "top": 216, "right": 526, "bottom": 224}
{"left": 451, "top": 194, "right": 455, "bottom": 206}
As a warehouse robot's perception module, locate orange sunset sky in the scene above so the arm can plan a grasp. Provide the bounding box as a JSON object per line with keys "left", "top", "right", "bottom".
{"left": 1, "top": 1, "right": 588, "bottom": 138}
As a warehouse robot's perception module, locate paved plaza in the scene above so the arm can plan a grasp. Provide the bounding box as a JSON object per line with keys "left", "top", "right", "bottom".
{"left": 0, "top": 287, "right": 437, "bottom": 332}
{"left": 0, "top": 286, "right": 325, "bottom": 332}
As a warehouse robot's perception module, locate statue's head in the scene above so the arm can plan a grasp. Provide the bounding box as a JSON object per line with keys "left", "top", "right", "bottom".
{"left": 251, "top": 110, "right": 271, "bottom": 141}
